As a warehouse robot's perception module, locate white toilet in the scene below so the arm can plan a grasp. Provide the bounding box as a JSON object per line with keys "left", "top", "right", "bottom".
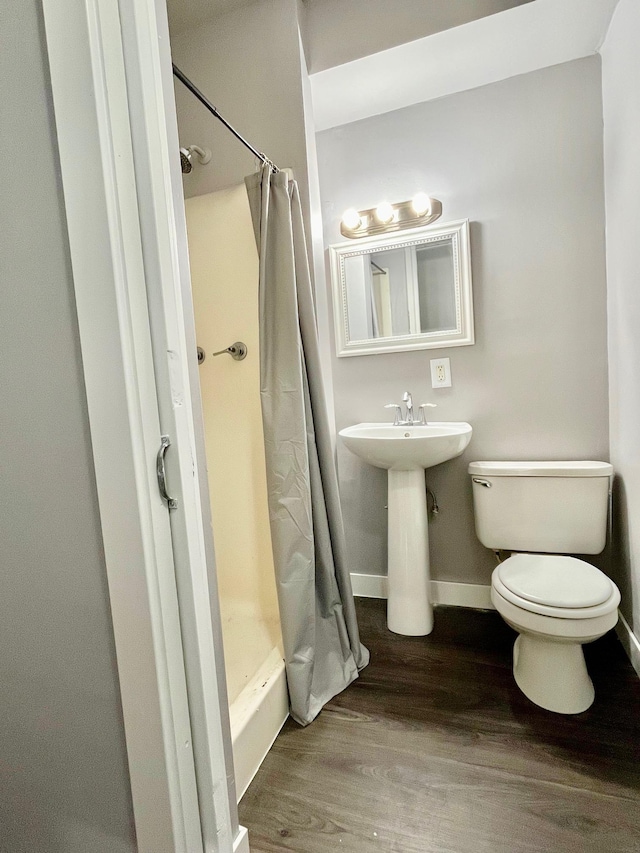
{"left": 469, "top": 461, "right": 620, "bottom": 714}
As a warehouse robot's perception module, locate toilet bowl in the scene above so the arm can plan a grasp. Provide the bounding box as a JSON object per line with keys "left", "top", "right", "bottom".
{"left": 469, "top": 460, "right": 620, "bottom": 714}
{"left": 491, "top": 554, "right": 620, "bottom": 713}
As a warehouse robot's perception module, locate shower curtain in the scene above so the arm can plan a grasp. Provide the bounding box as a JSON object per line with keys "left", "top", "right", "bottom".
{"left": 245, "top": 165, "right": 369, "bottom": 726}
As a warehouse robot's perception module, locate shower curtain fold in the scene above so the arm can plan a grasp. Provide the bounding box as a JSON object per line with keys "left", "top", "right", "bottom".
{"left": 245, "top": 165, "right": 369, "bottom": 726}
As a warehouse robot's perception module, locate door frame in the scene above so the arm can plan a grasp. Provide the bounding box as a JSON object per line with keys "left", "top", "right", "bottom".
{"left": 42, "top": 0, "right": 248, "bottom": 850}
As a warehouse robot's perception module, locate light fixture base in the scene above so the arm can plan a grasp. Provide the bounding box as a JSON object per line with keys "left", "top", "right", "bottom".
{"left": 340, "top": 197, "right": 442, "bottom": 239}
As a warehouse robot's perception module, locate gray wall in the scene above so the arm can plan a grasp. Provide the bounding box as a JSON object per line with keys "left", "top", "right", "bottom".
{"left": 317, "top": 57, "right": 609, "bottom": 584}
{"left": 602, "top": 0, "right": 640, "bottom": 642}
{"left": 171, "top": 0, "right": 309, "bottom": 208}
{"left": 169, "top": 0, "right": 338, "bottom": 432}
{"left": 0, "top": 5, "right": 136, "bottom": 851}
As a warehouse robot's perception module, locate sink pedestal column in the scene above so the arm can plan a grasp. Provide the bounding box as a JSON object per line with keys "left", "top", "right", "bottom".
{"left": 386, "top": 468, "right": 433, "bottom": 636}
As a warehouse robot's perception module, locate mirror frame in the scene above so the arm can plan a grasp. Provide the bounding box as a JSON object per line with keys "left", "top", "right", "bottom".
{"left": 329, "top": 218, "right": 474, "bottom": 357}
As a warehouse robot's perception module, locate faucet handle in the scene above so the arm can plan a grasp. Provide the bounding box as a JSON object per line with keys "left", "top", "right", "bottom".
{"left": 418, "top": 403, "right": 437, "bottom": 425}
{"left": 384, "top": 403, "right": 403, "bottom": 425}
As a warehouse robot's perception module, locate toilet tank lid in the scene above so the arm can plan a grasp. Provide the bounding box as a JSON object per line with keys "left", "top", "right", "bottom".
{"left": 468, "top": 461, "right": 613, "bottom": 477}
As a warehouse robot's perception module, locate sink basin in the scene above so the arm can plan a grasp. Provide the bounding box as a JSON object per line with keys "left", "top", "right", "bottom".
{"left": 339, "top": 422, "right": 472, "bottom": 471}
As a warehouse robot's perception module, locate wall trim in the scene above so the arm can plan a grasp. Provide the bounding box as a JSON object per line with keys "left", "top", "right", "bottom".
{"left": 431, "top": 580, "right": 495, "bottom": 610}
{"left": 351, "top": 577, "right": 640, "bottom": 676}
{"left": 233, "top": 827, "right": 250, "bottom": 853}
{"left": 615, "top": 611, "right": 640, "bottom": 679}
{"left": 351, "top": 573, "right": 495, "bottom": 610}
{"left": 351, "top": 572, "right": 389, "bottom": 599}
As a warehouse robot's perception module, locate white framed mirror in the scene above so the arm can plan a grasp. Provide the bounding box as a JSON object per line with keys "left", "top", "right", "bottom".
{"left": 329, "top": 219, "right": 474, "bottom": 357}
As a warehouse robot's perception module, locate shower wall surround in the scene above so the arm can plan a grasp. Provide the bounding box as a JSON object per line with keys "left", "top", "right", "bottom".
{"left": 317, "top": 57, "right": 609, "bottom": 586}
{"left": 185, "top": 186, "right": 283, "bottom": 704}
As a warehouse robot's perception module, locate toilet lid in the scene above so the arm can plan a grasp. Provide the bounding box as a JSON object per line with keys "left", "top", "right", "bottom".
{"left": 497, "top": 554, "right": 613, "bottom": 608}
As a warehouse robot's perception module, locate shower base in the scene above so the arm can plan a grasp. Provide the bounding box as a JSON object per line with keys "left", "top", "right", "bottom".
{"left": 230, "top": 647, "right": 288, "bottom": 800}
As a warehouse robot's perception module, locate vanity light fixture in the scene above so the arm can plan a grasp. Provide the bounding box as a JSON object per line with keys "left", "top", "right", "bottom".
{"left": 340, "top": 194, "right": 442, "bottom": 239}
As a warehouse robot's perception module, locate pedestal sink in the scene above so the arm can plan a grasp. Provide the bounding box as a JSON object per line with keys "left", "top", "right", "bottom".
{"left": 339, "top": 422, "right": 472, "bottom": 636}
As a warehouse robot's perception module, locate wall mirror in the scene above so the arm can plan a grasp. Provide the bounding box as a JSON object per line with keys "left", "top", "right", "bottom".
{"left": 329, "top": 219, "right": 474, "bottom": 357}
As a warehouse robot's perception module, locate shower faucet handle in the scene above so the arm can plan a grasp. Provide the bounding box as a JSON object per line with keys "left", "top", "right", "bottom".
{"left": 417, "top": 403, "right": 438, "bottom": 425}
{"left": 212, "top": 341, "right": 248, "bottom": 361}
{"left": 384, "top": 403, "right": 403, "bottom": 426}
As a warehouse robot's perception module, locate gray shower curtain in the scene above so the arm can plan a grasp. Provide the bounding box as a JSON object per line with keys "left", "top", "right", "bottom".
{"left": 245, "top": 165, "right": 369, "bottom": 726}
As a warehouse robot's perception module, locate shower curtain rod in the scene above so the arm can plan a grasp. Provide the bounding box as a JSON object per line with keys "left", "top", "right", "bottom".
{"left": 172, "top": 64, "right": 279, "bottom": 173}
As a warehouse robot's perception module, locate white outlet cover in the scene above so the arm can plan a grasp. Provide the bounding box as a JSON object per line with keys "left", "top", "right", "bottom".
{"left": 430, "top": 357, "right": 452, "bottom": 388}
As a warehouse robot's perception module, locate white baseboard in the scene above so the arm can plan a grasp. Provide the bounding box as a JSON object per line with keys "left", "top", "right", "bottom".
{"left": 233, "top": 826, "right": 250, "bottom": 853}
{"left": 230, "top": 648, "right": 289, "bottom": 802}
{"left": 350, "top": 573, "right": 494, "bottom": 610}
{"left": 351, "top": 572, "right": 388, "bottom": 598}
{"left": 615, "top": 610, "right": 640, "bottom": 679}
{"left": 430, "top": 580, "right": 494, "bottom": 610}
{"left": 351, "top": 575, "right": 639, "bottom": 674}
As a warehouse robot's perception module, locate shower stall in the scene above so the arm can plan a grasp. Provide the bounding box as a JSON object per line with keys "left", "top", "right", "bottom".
{"left": 169, "top": 62, "right": 290, "bottom": 797}
{"left": 184, "top": 184, "right": 288, "bottom": 799}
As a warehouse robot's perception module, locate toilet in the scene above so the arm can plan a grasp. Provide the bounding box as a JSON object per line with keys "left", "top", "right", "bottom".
{"left": 469, "top": 461, "right": 620, "bottom": 714}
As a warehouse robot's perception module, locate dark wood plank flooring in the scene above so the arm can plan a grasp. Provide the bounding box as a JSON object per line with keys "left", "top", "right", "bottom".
{"left": 239, "top": 599, "right": 640, "bottom": 852}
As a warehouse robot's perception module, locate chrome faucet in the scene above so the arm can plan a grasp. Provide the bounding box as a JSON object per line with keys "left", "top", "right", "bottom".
{"left": 402, "top": 391, "right": 414, "bottom": 424}
{"left": 385, "top": 391, "right": 437, "bottom": 425}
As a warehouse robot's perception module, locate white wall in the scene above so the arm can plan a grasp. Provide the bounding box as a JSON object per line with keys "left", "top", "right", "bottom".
{"left": 185, "top": 187, "right": 283, "bottom": 704}
{"left": 317, "top": 58, "right": 609, "bottom": 584}
{"left": 0, "top": 4, "right": 135, "bottom": 851}
{"left": 601, "top": 0, "right": 640, "bottom": 645}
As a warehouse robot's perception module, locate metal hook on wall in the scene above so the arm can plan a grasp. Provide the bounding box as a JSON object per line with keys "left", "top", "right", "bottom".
{"left": 212, "top": 341, "right": 248, "bottom": 361}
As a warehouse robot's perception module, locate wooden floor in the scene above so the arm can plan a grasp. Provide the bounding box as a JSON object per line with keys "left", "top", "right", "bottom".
{"left": 239, "top": 599, "right": 640, "bottom": 852}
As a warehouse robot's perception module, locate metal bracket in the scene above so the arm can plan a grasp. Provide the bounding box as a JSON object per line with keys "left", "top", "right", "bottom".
{"left": 157, "top": 435, "right": 178, "bottom": 510}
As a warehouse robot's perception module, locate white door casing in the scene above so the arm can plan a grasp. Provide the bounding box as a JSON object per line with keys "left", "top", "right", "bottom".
{"left": 42, "top": 0, "right": 246, "bottom": 850}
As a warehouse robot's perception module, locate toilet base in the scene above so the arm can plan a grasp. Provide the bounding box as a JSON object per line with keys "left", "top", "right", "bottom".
{"left": 512, "top": 633, "right": 595, "bottom": 714}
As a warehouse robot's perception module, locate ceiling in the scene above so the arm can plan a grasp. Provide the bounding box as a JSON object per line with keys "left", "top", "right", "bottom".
{"left": 165, "top": 0, "right": 533, "bottom": 45}
{"left": 311, "top": 0, "right": 619, "bottom": 130}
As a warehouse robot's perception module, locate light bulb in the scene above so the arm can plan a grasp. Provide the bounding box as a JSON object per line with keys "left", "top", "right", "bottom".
{"left": 341, "top": 208, "right": 362, "bottom": 230}
{"left": 412, "top": 193, "right": 432, "bottom": 216}
{"left": 375, "top": 202, "right": 394, "bottom": 224}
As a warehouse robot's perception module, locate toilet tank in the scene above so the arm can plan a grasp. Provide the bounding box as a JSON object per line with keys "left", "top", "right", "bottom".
{"left": 469, "top": 461, "right": 613, "bottom": 554}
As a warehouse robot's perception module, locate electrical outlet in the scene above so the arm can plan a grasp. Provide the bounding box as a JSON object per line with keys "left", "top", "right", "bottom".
{"left": 430, "top": 357, "right": 452, "bottom": 388}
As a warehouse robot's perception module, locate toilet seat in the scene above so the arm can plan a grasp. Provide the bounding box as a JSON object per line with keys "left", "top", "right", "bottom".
{"left": 498, "top": 554, "right": 613, "bottom": 607}
{"left": 492, "top": 555, "right": 619, "bottom": 619}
